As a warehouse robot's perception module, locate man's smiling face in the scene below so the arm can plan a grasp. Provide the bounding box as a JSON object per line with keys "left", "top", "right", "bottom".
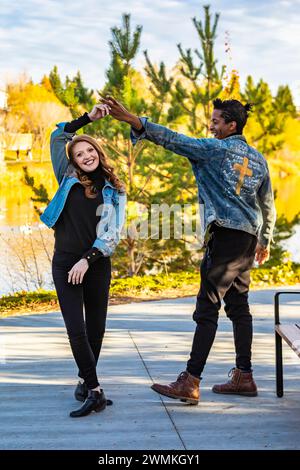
{"left": 209, "top": 109, "right": 237, "bottom": 139}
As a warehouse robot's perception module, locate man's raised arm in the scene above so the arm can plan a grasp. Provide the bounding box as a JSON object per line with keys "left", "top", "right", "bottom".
{"left": 101, "top": 96, "right": 222, "bottom": 163}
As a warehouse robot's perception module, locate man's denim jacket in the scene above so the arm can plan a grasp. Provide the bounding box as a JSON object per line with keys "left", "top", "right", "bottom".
{"left": 131, "top": 118, "right": 276, "bottom": 247}
{"left": 40, "top": 123, "right": 126, "bottom": 256}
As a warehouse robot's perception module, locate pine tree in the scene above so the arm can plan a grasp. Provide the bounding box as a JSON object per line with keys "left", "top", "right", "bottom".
{"left": 49, "top": 66, "right": 95, "bottom": 117}
{"left": 92, "top": 14, "right": 198, "bottom": 275}
{"left": 242, "top": 77, "right": 297, "bottom": 155}
{"left": 93, "top": 14, "right": 147, "bottom": 275}
{"left": 23, "top": 166, "right": 50, "bottom": 215}
{"left": 169, "top": 5, "right": 225, "bottom": 136}
{"left": 49, "top": 66, "right": 63, "bottom": 99}
{"left": 109, "top": 13, "right": 142, "bottom": 72}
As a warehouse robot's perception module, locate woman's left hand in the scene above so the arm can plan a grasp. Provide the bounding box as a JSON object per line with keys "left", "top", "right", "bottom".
{"left": 68, "top": 259, "right": 89, "bottom": 284}
{"left": 88, "top": 104, "right": 111, "bottom": 122}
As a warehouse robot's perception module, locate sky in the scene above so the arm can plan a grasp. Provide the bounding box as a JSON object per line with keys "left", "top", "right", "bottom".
{"left": 0, "top": 0, "right": 300, "bottom": 104}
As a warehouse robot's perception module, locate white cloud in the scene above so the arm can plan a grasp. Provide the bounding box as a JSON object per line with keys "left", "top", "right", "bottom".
{"left": 0, "top": 0, "right": 299, "bottom": 104}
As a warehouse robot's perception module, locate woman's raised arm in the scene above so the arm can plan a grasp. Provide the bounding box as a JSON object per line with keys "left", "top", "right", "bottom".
{"left": 50, "top": 104, "right": 110, "bottom": 184}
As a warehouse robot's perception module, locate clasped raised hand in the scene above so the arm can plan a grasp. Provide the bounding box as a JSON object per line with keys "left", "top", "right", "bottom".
{"left": 88, "top": 104, "right": 111, "bottom": 122}
{"left": 100, "top": 96, "right": 130, "bottom": 121}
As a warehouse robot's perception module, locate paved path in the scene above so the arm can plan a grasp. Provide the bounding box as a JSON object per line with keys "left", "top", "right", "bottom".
{"left": 1, "top": 287, "right": 300, "bottom": 450}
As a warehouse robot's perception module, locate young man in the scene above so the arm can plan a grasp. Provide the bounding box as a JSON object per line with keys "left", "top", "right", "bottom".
{"left": 101, "top": 96, "right": 276, "bottom": 404}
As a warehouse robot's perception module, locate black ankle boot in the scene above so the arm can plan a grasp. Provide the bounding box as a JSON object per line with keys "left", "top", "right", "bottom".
{"left": 70, "top": 390, "right": 107, "bottom": 418}
{"left": 74, "top": 381, "right": 113, "bottom": 405}
{"left": 74, "top": 381, "right": 88, "bottom": 402}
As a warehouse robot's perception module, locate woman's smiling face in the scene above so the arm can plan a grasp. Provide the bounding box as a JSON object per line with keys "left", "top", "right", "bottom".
{"left": 72, "top": 141, "right": 100, "bottom": 172}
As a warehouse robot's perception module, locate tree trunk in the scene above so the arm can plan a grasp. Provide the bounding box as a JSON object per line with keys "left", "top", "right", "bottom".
{"left": 127, "top": 238, "right": 136, "bottom": 276}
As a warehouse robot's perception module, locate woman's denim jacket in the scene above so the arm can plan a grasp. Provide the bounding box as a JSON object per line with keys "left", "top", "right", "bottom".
{"left": 40, "top": 123, "right": 126, "bottom": 256}
{"left": 131, "top": 118, "right": 276, "bottom": 247}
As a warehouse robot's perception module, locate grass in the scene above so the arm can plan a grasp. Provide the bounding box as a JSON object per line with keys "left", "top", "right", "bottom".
{"left": 1, "top": 264, "right": 300, "bottom": 317}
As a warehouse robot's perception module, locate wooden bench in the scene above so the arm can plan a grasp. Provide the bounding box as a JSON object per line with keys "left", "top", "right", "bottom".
{"left": 275, "top": 291, "right": 300, "bottom": 397}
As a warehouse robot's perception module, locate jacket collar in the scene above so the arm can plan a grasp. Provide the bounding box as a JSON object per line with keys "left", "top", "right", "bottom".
{"left": 224, "top": 134, "right": 247, "bottom": 143}
{"left": 103, "top": 179, "right": 115, "bottom": 189}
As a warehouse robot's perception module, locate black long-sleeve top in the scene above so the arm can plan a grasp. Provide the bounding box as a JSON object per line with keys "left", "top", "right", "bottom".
{"left": 54, "top": 113, "right": 105, "bottom": 264}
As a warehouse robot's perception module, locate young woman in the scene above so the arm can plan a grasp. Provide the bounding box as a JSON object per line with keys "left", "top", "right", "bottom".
{"left": 40, "top": 104, "right": 126, "bottom": 418}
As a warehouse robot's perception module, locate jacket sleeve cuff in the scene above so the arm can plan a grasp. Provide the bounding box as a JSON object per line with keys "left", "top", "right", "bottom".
{"left": 63, "top": 112, "right": 92, "bottom": 133}
{"left": 130, "top": 117, "right": 148, "bottom": 145}
{"left": 258, "top": 235, "right": 272, "bottom": 248}
{"left": 52, "top": 122, "right": 75, "bottom": 140}
{"left": 81, "top": 247, "right": 104, "bottom": 266}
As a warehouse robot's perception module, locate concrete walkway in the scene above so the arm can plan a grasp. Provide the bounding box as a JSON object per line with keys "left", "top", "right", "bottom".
{"left": 1, "top": 287, "right": 300, "bottom": 450}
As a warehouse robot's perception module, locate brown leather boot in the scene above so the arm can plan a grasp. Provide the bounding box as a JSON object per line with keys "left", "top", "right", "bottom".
{"left": 151, "top": 371, "right": 200, "bottom": 405}
{"left": 212, "top": 368, "right": 258, "bottom": 396}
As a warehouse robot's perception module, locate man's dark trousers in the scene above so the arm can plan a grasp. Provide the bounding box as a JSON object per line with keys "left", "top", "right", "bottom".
{"left": 187, "top": 224, "right": 257, "bottom": 378}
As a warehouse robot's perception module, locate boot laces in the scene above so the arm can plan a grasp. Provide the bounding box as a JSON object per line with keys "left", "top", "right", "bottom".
{"left": 228, "top": 367, "right": 236, "bottom": 378}
{"left": 177, "top": 371, "right": 188, "bottom": 382}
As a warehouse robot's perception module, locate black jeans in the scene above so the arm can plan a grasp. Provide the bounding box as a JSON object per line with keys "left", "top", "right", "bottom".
{"left": 52, "top": 251, "right": 111, "bottom": 389}
{"left": 186, "top": 225, "right": 257, "bottom": 378}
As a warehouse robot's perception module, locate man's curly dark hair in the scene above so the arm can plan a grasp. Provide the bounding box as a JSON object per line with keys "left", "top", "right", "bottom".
{"left": 213, "top": 99, "right": 253, "bottom": 134}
